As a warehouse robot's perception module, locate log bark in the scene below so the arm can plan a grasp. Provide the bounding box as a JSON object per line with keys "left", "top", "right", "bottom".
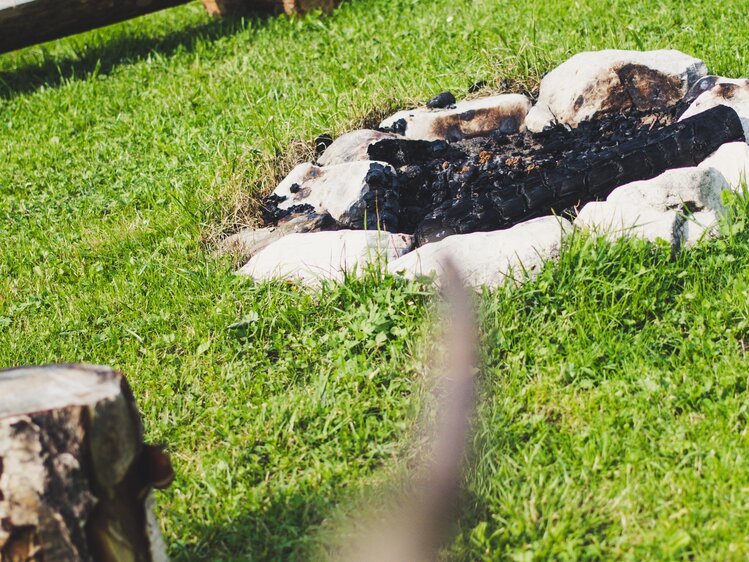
{"left": 201, "top": 0, "right": 339, "bottom": 16}
{"left": 0, "top": 0, "right": 190, "bottom": 54}
{"left": 0, "top": 0, "right": 340, "bottom": 54}
{"left": 0, "top": 364, "right": 173, "bottom": 562}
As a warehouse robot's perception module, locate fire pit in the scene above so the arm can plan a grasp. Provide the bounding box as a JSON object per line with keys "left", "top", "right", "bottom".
{"left": 226, "top": 49, "right": 749, "bottom": 287}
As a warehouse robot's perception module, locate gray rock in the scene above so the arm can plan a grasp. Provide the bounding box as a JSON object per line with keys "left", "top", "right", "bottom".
{"left": 526, "top": 49, "right": 706, "bottom": 132}
{"left": 271, "top": 160, "right": 399, "bottom": 230}
{"left": 237, "top": 230, "right": 414, "bottom": 286}
{"left": 380, "top": 94, "right": 531, "bottom": 141}
{"left": 387, "top": 216, "right": 570, "bottom": 288}
{"left": 574, "top": 166, "right": 729, "bottom": 250}
{"left": 679, "top": 77, "right": 749, "bottom": 139}
{"left": 217, "top": 213, "right": 331, "bottom": 261}
{"left": 317, "top": 129, "right": 401, "bottom": 166}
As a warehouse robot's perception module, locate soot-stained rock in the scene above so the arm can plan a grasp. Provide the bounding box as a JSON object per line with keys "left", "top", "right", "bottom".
{"left": 317, "top": 129, "right": 401, "bottom": 166}
{"left": 526, "top": 49, "right": 707, "bottom": 132}
{"left": 388, "top": 216, "right": 570, "bottom": 288}
{"left": 679, "top": 76, "right": 749, "bottom": 139}
{"left": 264, "top": 160, "right": 400, "bottom": 231}
{"left": 574, "top": 166, "right": 729, "bottom": 251}
{"left": 698, "top": 141, "right": 749, "bottom": 189}
{"left": 380, "top": 94, "right": 532, "bottom": 141}
{"left": 237, "top": 230, "right": 414, "bottom": 286}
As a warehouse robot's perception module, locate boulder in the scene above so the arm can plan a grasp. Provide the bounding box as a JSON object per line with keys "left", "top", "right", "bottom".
{"left": 217, "top": 213, "right": 331, "bottom": 261}
{"left": 526, "top": 49, "right": 706, "bottom": 132}
{"left": 270, "top": 160, "right": 399, "bottom": 230}
{"left": 679, "top": 76, "right": 749, "bottom": 139}
{"left": 387, "top": 216, "right": 570, "bottom": 288}
{"left": 237, "top": 230, "right": 414, "bottom": 285}
{"left": 698, "top": 141, "right": 749, "bottom": 190}
{"left": 574, "top": 166, "right": 729, "bottom": 250}
{"left": 380, "top": 94, "right": 531, "bottom": 141}
{"left": 317, "top": 129, "right": 401, "bottom": 166}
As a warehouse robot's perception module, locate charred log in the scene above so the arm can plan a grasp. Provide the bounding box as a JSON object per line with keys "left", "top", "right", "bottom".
{"left": 412, "top": 105, "right": 742, "bottom": 245}
{"left": 367, "top": 105, "right": 742, "bottom": 246}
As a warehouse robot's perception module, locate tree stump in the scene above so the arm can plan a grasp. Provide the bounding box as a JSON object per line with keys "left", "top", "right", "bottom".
{"left": 201, "top": 0, "right": 340, "bottom": 16}
{"left": 0, "top": 364, "right": 173, "bottom": 562}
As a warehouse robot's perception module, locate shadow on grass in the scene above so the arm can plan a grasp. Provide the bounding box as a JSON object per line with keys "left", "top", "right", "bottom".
{"left": 0, "top": 10, "right": 267, "bottom": 101}
{"left": 168, "top": 488, "right": 340, "bottom": 561}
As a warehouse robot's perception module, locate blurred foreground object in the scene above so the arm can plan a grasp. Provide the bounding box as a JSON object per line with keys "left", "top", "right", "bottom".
{"left": 0, "top": 364, "right": 173, "bottom": 562}
{"left": 0, "top": 0, "right": 340, "bottom": 54}
{"left": 344, "top": 260, "right": 479, "bottom": 562}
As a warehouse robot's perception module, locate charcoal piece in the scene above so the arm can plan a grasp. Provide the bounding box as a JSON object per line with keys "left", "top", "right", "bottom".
{"left": 353, "top": 162, "right": 400, "bottom": 231}
{"left": 468, "top": 80, "right": 487, "bottom": 94}
{"left": 368, "top": 138, "right": 454, "bottom": 167}
{"left": 414, "top": 105, "right": 743, "bottom": 245}
{"left": 427, "top": 91, "right": 457, "bottom": 109}
{"left": 314, "top": 133, "right": 334, "bottom": 156}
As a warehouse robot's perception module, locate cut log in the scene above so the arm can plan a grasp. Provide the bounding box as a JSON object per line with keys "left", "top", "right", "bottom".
{"left": 0, "top": 364, "right": 173, "bottom": 562}
{"left": 201, "top": 0, "right": 339, "bottom": 16}
{"left": 0, "top": 0, "right": 189, "bottom": 54}
{"left": 0, "top": 0, "right": 341, "bottom": 54}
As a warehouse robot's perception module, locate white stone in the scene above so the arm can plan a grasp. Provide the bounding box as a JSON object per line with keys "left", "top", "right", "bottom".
{"left": 574, "top": 166, "right": 729, "bottom": 250}
{"left": 387, "top": 216, "right": 570, "bottom": 288}
{"left": 679, "top": 77, "right": 749, "bottom": 140}
{"left": 217, "top": 214, "right": 330, "bottom": 261}
{"left": 271, "top": 160, "right": 397, "bottom": 228}
{"left": 380, "top": 94, "right": 531, "bottom": 141}
{"left": 683, "top": 210, "right": 720, "bottom": 247}
{"left": 576, "top": 201, "right": 682, "bottom": 245}
{"left": 605, "top": 167, "right": 727, "bottom": 211}
{"left": 524, "top": 104, "right": 556, "bottom": 134}
{"left": 219, "top": 228, "right": 279, "bottom": 258}
{"left": 526, "top": 49, "right": 706, "bottom": 132}
{"left": 237, "top": 230, "right": 414, "bottom": 285}
{"left": 317, "top": 129, "right": 401, "bottom": 166}
{"left": 698, "top": 141, "right": 749, "bottom": 190}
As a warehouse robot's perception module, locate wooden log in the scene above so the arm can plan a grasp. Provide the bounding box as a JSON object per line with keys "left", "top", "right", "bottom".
{"left": 0, "top": 364, "right": 173, "bottom": 562}
{"left": 0, "top": 0, "right": 190, "bottom": 54}
{"left": 201, "top": 0, "right": 339, "bottom": 16}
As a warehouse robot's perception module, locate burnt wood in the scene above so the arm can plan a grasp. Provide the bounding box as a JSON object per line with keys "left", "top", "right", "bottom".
{"left": 412, "top": 105, "right": 744, "bottom": 245}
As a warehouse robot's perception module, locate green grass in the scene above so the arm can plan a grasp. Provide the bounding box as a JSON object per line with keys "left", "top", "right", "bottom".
{"left": 2, "top": 0, "right": 749, "bottom": 559}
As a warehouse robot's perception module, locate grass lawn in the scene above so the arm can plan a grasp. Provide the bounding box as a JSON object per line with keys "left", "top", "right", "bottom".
{"left": 3, "top": 0, "right": 749, "bottom": 559}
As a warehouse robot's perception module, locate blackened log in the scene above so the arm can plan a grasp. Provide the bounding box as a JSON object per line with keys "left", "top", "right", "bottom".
{"left": 415, "top": 104, "right": 744, "bottom": 245}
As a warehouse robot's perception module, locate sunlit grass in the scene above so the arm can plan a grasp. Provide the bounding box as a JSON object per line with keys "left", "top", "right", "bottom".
{"left": 2, "top": 0, "right": 749, "bottom": 559}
